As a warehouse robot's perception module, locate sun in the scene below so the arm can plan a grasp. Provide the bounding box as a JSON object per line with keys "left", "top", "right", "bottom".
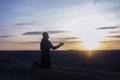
{"left": 79, "top": 28, "right": 104, "bottom": 50}
{"left": 79, "top": 27, "right": 106, "bottom": 50}
{"left": 82, "top": 40, "right": 100, "bottom": 50}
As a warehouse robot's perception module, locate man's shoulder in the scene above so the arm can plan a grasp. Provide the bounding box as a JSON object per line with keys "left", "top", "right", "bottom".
{"left": 42, "top": 38, "right": 51, "bottom": 43}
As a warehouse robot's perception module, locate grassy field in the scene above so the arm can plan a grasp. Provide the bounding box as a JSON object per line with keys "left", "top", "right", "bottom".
{"left": 0, "top": 50, "right": 120, "bottom": 80}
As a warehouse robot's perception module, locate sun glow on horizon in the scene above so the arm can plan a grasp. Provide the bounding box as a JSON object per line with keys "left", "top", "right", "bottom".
{"left": 72, "top": 14, "right": 113, "bottom": 50}
{"left": 82, "top": 40, "right": 100, "bottom": 50}
{"left": 61, "top": 4, "right": 116, "bottom": 50}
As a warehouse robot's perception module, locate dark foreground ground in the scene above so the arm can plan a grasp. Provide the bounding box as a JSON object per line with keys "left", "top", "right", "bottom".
{"left": 0, "top": 50, "right": 120, "bottom": 80}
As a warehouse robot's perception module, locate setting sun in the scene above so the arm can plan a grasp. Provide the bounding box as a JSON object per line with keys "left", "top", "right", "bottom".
{"left": 82, "top": 41, "right": 100, "bottom": 50}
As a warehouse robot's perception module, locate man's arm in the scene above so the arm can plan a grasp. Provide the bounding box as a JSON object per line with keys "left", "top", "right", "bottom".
{"left": 49, "top": 42, "right": 64, "bottom": 50}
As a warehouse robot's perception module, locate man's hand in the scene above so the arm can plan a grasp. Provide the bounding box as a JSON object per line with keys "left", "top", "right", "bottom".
{"left": 59, "top": 42, "right": 64, "bottom": 46}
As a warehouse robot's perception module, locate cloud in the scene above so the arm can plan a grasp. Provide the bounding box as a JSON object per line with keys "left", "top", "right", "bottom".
{"left": 97, "top": 26, "right": 119, "bottom": 30}
{"left": 109, "top": 31, "right": 120, "bottom": 33}
{"left": 47, "top": 30, "right": 67, "bottom": 34}
{"left": 59, "top": 37, "right": 78, "bottom": 40}
{"left": 52, "top": 41, "right": 82, "bottom": 43}
{"left": 16, "top": 23, "right": 33, "bottom": 26}
{"left": 18, "top": 41, "right": 40, "bottom": 44}
{"left": 13, "top": 40, "right": 82, "bottom": 44}
{"left": 23, "top": 32, "right": 42, "bottom": 35}
{"left": 9, "top": 41, "right": 40, "bottom": 44}
{"left": 0, "top": 35, "right": 11, "bottom": 38}
{"left": 22, "top": 30, "right": 67, "bottom": 35}
{"left": 108, "top": 35, "right": 120, "bottom": 38}
{"left": 101, "top": 40, "right": 120, "bottom": 43}
{"left": 58, "top": 37, "right": 81, "bottom": 43}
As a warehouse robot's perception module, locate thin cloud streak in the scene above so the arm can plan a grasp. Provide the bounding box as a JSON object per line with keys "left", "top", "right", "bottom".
{"left": 23, "top": 32, "right": 42, "bottom": 35}
{"left": 97, "top": 26, "right": 119, "bottom": 30}
{"left": 59, "top": 37, "right": 78, "bottom": 40}
{"left": 0, "top": 35, "right": 11, "bottom": 38}
{"left": 109, "top": 31, "right": 120, "bottom": 33}
{"left": 16, "top": 23, "right": 33, "bottom": 26}
{"left": 12, "top": 41, "right": 82, "bottom": 44}
{"left": 108, "top": 35, "right": 120, "bottom": 38}
{"left": 52, "top": 41, "right": 82, "bottom": 43}
{"left": 22, "top": 30, "right": 67, "bottom": 35}
{"left": 101, "top": 40, "right": 120, "bottom": 43}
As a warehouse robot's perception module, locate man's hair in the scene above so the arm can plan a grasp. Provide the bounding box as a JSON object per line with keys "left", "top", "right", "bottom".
{"left": 42, "top": 32, "right": 48, "bottom": 38}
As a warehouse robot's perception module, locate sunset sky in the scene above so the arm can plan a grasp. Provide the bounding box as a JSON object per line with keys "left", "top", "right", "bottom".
{"left": 0, "top": 0, "right": 120, "bottom": 50}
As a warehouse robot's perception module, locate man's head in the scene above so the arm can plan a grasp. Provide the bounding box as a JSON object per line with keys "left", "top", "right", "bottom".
{"left": 42, "top": 32, "right": 49, "bottom": 39}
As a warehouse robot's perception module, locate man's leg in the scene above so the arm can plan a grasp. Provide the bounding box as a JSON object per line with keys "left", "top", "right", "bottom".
{"left": 40, "top": 53, "right": 51, "bottom": 69}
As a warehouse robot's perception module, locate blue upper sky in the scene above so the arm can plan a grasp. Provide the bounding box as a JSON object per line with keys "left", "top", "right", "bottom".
{"left": 0, "top": 0, "right": 120, "bottom": 50}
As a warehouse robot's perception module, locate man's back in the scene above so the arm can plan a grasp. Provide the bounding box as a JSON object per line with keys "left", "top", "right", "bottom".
{"left": 40, "top": 38, "right": 52, "bottom": 53}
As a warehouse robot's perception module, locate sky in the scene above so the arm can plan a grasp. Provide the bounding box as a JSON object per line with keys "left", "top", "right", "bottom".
{"left": 0, "top": 0, "right": 120, "bottom": 50}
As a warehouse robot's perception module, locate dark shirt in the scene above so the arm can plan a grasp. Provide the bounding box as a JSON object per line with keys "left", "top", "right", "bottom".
{"left": 40, "top": 38, "right": 53, "bottom": 54}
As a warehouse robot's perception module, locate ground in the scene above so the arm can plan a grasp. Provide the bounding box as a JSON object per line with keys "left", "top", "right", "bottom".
{"left": 0, "top": 63, "right": 120, "bottom": 80}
